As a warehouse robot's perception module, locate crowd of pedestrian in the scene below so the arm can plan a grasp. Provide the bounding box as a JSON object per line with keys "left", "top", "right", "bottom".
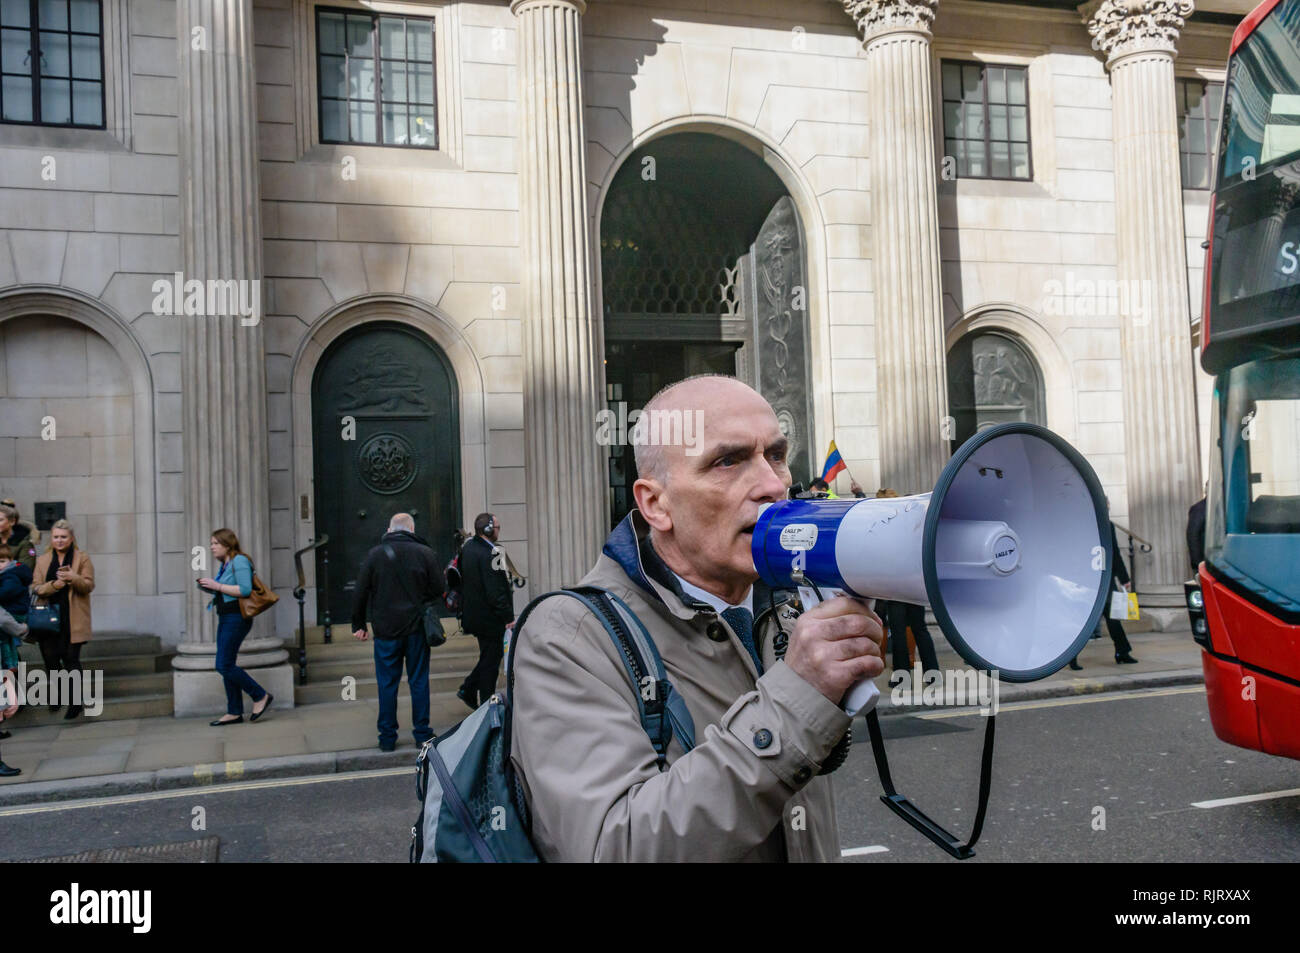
{"left": 0, "top": 503, "right": 97, "bottom": 778}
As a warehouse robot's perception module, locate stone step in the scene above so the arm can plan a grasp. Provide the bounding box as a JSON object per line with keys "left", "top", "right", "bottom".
{"left": 16, "top": 632, "right": 163, "bottom": 660}
{"left": 4, "top": 693, "right": 173, "bottom": 726}
{"left": 288, "top": 621, "right": 466, "bottom": 645}
{"left": 101, "top": 671, "right": 173, "bottom": 698}
{"left": 294, "top": 650, "right": 482, "bottom": 684}
{"left": 13, "top": 652, "right": 165, "bottom": 676}
{"left": 293, "top": 670, "right": 479, "bottom": 706}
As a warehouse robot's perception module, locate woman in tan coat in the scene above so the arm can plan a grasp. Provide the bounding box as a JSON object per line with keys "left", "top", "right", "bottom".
{"left": 32, "top": 520, "right": 95, "bottom": 720}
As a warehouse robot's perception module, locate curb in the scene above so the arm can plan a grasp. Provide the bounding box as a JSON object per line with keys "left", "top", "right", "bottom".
{"left": 0, "top": 669, "right": 1206, "bottom": 809}
{"left": 0, "top": 745, "right": 420, "bottom": 809}
{"left": 875, "top": 668, "right": 1204, "bottom": 717}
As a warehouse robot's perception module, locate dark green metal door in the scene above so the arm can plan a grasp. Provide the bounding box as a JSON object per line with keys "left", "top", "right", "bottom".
{"left": 311, "top": 322, "right": 460, "bottom": 624}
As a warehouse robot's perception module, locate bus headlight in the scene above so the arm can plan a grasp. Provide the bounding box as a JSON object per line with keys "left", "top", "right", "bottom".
{"left": 1188, "top": 588, "right": 1204, "bottom": 611}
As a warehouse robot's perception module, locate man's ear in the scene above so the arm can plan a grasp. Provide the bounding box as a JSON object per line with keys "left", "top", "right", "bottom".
{"left": 632, "top": 477, "right": 673, "bottom": 533}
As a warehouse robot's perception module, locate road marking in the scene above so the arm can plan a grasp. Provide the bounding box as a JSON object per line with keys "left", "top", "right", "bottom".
{"left": 915, "top": 685, "right": 1205, "bottom": 720}
{"left": 841, "top": 845, "right": 889, "bottom": 857}
{"left": 0, "top": 766, "right": 411, "bottom": 817}
{"left": 1192, "top": 788, "right": 1300, "bottom": 809}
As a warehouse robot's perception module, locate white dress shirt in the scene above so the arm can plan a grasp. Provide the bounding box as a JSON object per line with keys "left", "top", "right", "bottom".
{"left": 673, "top": 573, "right": 754, "bottom": 616}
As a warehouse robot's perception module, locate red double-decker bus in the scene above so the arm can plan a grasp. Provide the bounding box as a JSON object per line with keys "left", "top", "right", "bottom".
{"left": 1192, "top": 0, "right": 1300, "bottom": 760}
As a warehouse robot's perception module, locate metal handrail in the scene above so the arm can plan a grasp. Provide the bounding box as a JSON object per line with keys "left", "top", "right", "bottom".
{"left": 1112, "top": 523, "right": 1152, "bottom": 594}
{"left": 292, "top": 535, "right": 330, "bottom": 685}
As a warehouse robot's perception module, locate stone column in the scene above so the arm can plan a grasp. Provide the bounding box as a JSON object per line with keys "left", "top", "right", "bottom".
{"left": 1082, "top": 0, "right": 1201, "bottom": 602}
{"left": 173, "top": 0, "right": 288, "bottom": 713}
{"left": 842, "top": 0, "right": 950, "bottom": 496}
{"left": 512, "top": 0, "right": 606, "bottom": 596}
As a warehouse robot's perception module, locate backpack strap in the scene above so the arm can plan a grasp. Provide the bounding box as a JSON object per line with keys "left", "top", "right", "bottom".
{"left": 504, "top": 587, "right": 696, "bottom": 774}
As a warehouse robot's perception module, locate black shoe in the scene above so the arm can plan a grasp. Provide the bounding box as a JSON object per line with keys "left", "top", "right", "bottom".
{"left": 0, "top": 762, "right": 20, "bottom": 778}
{"left": 379, "top": 741, "right": 396, "bottom": 753}
{"left": 209, "top": 716, "right": 244, "bottom": 726}
{"left": 0, "top": 729, "right": 10, "bottom": 739}
{"left": 250, "top": 693, "right": 274, "bottom": 722}
{"left": 1116, "top": 652, "right": 1138, "bottom": 664}
{"left": 456, "top": 686, "right": 477, "bottom": 711}
{"left": 1068, "top": 659, "right": 1082, "bottom": 671}
{"left": 63, "top": 704, "right": 83, "bottom": 721}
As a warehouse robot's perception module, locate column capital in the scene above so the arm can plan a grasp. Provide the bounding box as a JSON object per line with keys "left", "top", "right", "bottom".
{"left": 510, "top": 0, "right": 586, "bottom": 15}
{"left": 1079, "top": 0, "right": 1194, "bottom": 64}
{"left": 840, "top": 0, "right": 939, "bottom": 44}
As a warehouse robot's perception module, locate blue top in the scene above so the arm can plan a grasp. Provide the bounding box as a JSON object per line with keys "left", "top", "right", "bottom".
{"left": 207, "top": 554, "right": 253, "bottom": 611}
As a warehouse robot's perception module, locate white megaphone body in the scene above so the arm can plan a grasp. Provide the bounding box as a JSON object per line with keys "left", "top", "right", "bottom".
{"left": 752, "top": 422, "right": 1113, "bottom": 715}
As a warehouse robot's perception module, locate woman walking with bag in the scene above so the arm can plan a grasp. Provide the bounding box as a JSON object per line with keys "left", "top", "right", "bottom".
{"left": 31, "top": 520, "right": 94, "bottom": 720}
{"left": 198, "top": 529, "right": 274, "bottom": 726}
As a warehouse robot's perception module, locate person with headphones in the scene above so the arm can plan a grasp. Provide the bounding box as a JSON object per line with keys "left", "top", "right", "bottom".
{"left": 455, "top": 513, "right": 515, "bottom": 709}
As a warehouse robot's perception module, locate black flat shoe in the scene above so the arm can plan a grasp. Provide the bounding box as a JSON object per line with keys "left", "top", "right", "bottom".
{"left": 456, "top": 686, "right": 477, "bottom": 711}
{"left": 63, "top": 704, "right": 83, "bottom": 720}
{"left": 250, "top": 694, "right": 274, "bottom": 722}
{"left": 0, "top": 729, "right": 10, "bottom": 739}
{"left": 1068, "top": 660, "right": 1082, "bottom": 671}
{"left": 210, "top": 716, "right": 243, "bottom": 726}
{"left": 0, "top": 762, "right": 20, "bottom": 778}
{"left": 1116, "top": 653, "right": 1139, "bottom": 664}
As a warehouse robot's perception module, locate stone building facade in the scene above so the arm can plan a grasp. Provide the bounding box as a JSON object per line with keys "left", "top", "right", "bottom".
{"left": 0, "top": 0, "right": 1241, "bottom": 700}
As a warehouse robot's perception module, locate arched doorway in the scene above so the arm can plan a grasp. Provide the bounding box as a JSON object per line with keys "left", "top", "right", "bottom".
{"left": 599, "top": 132, "right": 814, "bottom": 525}
{"left": 310, "top": 321, "right": 460, "bottom": 622}
{"left": 946, "top": 328, "right": 1046, "bottom": 448}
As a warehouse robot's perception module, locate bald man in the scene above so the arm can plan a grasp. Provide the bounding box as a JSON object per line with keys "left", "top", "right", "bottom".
{"left": 509, "top": 375, "right": 884, "bottom": 861}
{"left": 351, "top": 512, "right": 444, "bottom": 751}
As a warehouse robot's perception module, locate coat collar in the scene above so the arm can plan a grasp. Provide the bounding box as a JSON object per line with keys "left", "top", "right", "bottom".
{"left": 598, "top": 511, "right": 788, "bottom": 624}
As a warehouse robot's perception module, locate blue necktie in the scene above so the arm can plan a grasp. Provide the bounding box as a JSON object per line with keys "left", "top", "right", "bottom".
{"left": 721, "top": 606, "right": 763, "bottom": 675}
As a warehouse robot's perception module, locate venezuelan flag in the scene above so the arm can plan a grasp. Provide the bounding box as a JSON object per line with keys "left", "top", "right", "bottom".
{"left": 820, "top": 441, "right": 846, "bottom": 482}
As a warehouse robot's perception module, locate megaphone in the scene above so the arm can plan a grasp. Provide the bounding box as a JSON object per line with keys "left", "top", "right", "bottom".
{"left": 752, "top": 422, "right": 1112, "bottom": 713}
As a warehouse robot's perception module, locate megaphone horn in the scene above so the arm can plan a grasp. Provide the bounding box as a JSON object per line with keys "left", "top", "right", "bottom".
{"left": 752, "top": 422, "right": 1111, "bottom": 695}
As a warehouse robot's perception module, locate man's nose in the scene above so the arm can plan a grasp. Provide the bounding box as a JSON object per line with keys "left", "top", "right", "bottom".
{"left": 752, "top": 458, "right": 788, "bottom": 502}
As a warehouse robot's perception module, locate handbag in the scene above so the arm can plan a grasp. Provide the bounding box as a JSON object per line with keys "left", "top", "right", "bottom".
{"left": 384, "top": 545, "right": 446, "bottom": 648}
{"left": 236, "top": 558, "right": 280, "bottom": 620}
{"left": 27, "top": 591, "right": 61, "bottom": 638}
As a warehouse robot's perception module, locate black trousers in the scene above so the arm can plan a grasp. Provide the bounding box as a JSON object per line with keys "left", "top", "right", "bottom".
{"left": 885, "top": 601, "right": 940, "bottom": 674}
{"left": 460, "top": 627, "right": 504, "bottom": 706}
{"left": 39, "top": 628, "right": 82, "bottom": 675}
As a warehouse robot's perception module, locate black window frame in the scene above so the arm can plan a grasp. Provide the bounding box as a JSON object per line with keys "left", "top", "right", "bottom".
{"left": 314, "top": 4, "right": 438, "bottom": 151}
{"left": 940, "top": 58, "right": 1033, "bottom": 182}
{"left": 1176, "top": 76, "right": 1223, "bottom": 190}
{"left": 0, "top": 0, "right": 106, "bottom": 129}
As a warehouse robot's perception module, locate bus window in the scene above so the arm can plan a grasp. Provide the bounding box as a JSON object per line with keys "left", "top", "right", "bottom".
{"left": 1220, "top": 0, "right": 1300, "bottom": 182}
{"left": 1209, "top": 355, "right": 1300, "bottom": 611}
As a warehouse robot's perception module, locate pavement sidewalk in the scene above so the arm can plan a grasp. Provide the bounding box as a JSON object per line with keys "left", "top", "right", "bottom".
{"left": 0, "top": 625, "right": 1204, "bottom": 807}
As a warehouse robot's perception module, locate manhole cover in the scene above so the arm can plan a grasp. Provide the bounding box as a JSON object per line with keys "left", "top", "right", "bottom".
{"left": 28, "top": 836, "right": 219, "bottom": 863}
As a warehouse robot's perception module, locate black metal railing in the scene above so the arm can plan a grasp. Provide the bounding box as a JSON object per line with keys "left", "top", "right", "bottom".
{"left": 1113, "top": 523, "right": 1153, "bottom": 592}
{"left": 292, "top": 535, "right": 330, "bottom": 685}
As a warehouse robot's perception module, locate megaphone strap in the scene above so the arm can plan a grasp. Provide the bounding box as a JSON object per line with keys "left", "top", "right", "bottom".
{"left": 862, "top": 708, "right": 997, "bottom": 861}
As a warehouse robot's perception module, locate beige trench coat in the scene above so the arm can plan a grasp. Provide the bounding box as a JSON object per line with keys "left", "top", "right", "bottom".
{"left": 509, "top": 512, "right": 852, "bottom": 862}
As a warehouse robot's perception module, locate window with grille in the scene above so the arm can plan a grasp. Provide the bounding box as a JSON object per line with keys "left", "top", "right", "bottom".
{"left": 941, "top": 60, "right": 1031, "bottom": 181}
{"left": 1177, "top": 78, "right": 1223, "bottom": 189}
{"left": 316, "top": 6, "right": 437, "bottom": 148}
{"left": 0, "top": 0, "right": 104, "bottom": 127}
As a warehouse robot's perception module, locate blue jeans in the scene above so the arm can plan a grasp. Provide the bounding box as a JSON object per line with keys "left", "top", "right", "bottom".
{"left": 215, "top": 611, "right": 267, "bottom": 716}
{"left": 374, "top": 632, "right": 431, "bottom": 747}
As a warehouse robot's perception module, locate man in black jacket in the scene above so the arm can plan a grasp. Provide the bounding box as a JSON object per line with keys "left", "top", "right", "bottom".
{"left": 456, "top": 512, "right": 515, "bottom": 710}
{"left": 351, "top": 513, "right": 444, "bottom": 751}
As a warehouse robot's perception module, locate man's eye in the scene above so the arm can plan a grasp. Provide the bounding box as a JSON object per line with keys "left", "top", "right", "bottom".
{"left": 715, "top": 455, "right": 736, "bottom": 468}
